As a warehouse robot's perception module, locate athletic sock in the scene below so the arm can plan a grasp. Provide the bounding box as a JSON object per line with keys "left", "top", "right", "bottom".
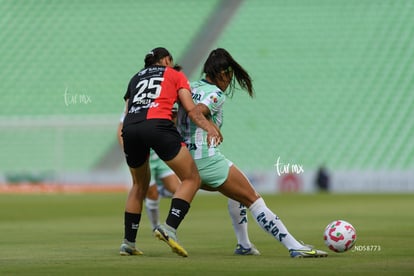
{"left": 249, "top": 197, "right": 303, "bottom": 250}
{"left": 228, "top": 198, "right": 252, "bottom": 248}
{"left": 165, "top": 198, "right": 190, "bottom": 230}
{"left": 145, "top": 197, "right": 160, "bottom": 230}
{"left": 124, "top": 212, "right": 141, "bottom": 243}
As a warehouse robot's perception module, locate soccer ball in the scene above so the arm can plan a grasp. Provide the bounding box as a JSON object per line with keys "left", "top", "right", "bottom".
{"left": 323, "top": 220, "right": 357, "bottom": 252}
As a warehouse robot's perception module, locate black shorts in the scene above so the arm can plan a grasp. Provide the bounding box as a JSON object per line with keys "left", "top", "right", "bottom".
{"left": 122, "top": 119, "right": 183, "bottom": 168}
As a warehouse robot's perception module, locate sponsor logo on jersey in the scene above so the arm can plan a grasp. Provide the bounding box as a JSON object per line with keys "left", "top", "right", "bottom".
{"left": 138, "top": 69, "right": 148, "bottom": 76}
{"left": 149, "top": 102, "right": 159, "bottom": 108}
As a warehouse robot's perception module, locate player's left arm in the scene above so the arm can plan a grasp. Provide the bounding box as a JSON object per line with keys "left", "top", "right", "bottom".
{"left": 117, "top": 100, "right": 129, "bottom": 148}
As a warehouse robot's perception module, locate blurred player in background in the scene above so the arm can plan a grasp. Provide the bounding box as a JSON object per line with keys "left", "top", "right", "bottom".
{"left": 177, "top": 48, "right": 328, "bottom": 258}
{"left": 120, "top": 47, "right": 221, "bottom": 257}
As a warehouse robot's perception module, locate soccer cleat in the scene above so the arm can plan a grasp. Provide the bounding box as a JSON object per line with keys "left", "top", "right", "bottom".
{"left": 234, "top": 244, "right": 261, "bottom": 256}
{"left": 154, "top": 224, "right": 188, "bottom": 257}
{"left": 289, "top": 244, "right": 328, "bottom": 258}
{"left": 119, "top": 240, "right": 143, "bottom": 256}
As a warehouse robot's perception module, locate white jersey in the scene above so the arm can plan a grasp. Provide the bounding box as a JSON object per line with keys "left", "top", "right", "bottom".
{"left": 177, "top": 79, "right": 225, "bottom": 159}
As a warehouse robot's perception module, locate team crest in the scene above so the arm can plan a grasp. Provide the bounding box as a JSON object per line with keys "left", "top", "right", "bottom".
{"left": 210, "top": 95, "right": 218, "bottom": 103}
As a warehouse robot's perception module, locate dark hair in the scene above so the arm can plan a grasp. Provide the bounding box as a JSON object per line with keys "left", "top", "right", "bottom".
{"left": 144, "top": 47, "right": 172, "bottom": 68}
{"left": 203, "top": 48, "right": 254, "bottom": 97}
{"left": 173, "top": 64, "right": 182, "bottom": 71}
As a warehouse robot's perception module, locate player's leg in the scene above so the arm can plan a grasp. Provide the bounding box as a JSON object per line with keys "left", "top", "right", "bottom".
{"left": 218, "top": 164, "right": 328, "bottom": 258}
{"left": 145, "top": 182, "right": 160, "bottom": 231}
{"left": 145, "top": 159, "right": 179, "bottom": 231}
{"left": 197, "top": 154, "right": 259, "bottom": 255}
{"left": 156, "top": 157, "right": 180, "bottom": 198}
{"left": 153, "top": 146, "right": 200, "bottom": 257}
{"left": 120, "top": 122, "right": 152, "bottom": 256}
{"left": 227, "top": 198, "right": 260, "bottom": 255}
{"left": 151, "top": 121, "right": 200, "bottom": 227}
{"left": 120, "top": 160, "right": 151, "bottom": 256}
{"left": 145, "top": 151, "right": 163, "bottom": 231}
{"left": 150, "top": 120, "right": 201, "bottom": 257}
{"left": 160, "top": 173, "right": 180, "bottom": 196}
{"left": 164, "top": 146, "right": 200, "bottom": 203}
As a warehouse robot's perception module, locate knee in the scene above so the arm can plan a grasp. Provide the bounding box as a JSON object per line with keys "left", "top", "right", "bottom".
{"left": 181, "top": 172, "right": 201, "bottom": 189}
{"left": 192, "top": 171, "right": 202, "bottom": 189}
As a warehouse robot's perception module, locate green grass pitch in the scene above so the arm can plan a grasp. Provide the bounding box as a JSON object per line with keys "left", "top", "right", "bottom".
{"left": 0, "top": 193, "right": 413, "bottom": 275}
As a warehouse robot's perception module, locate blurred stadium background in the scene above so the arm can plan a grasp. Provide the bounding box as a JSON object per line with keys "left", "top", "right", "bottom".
{"left": 1, "top": 0, "right": 413, "bottom": 193}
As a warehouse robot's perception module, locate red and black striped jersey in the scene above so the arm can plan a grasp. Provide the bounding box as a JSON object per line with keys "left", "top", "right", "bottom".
{"left": 123, "top": 66, "right": 190, "bottom": 126}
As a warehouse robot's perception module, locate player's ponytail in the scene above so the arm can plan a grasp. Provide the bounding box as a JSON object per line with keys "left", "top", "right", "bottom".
{"left": 144, "top": 47, "right": 172, "bottom": 68}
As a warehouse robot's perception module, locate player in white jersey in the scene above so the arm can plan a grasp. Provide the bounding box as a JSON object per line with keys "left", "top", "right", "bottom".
{"left": 177, "top": 48, "right": 328, "bottom": 258}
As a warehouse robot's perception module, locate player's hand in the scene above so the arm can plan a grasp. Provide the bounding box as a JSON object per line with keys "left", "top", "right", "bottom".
{"left": 207, "top": 125, "right": 222, "bottom": 147}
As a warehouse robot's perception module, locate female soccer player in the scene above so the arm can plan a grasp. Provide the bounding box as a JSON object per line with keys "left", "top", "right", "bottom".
{"left": 120, "top": 47, "right": 221, "bottom": 257}
{"left": 177, "top": 48, "right": 328, "bottom": 258}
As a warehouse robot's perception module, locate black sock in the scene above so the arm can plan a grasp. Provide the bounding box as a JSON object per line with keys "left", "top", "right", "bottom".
{"left": 124, "top": 212, "right": 141, "bottom": 243}
{"left": 166, "top": 198, "right": 190, "bottom": 229}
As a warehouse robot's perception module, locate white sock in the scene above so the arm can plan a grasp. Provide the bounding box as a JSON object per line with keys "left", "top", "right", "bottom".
{"left": 249, "top": 197, "right": 303, "bottom": 250}
{"left": 145, "top": 198, "right": 160, "bottom": 230}
{"left": 227, "top": 198, "right": 252, "bottom": 248}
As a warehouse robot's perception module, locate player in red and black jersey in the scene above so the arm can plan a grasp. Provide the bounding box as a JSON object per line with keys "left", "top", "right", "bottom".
{"left": 123, "top": 63, "right": 187, "bottom": 123}
{"left": 120, "top": 47, "right": 221, "bottom": 257}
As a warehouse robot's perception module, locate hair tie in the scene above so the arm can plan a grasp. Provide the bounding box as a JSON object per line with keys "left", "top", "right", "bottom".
{"left": 148, "top": 51, "right": 154, "bottom": 56}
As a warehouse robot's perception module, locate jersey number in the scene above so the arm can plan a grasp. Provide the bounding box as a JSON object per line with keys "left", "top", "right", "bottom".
{"left": 132, "top": 77, "right": 163, "bottom": 103}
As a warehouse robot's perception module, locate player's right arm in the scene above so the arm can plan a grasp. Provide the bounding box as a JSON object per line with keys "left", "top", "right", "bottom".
{"left": 178, "top": 88, "right": 222, "bottom": 147}
{"left": 191, "top": 103, "right": 223, "bottom": 144}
